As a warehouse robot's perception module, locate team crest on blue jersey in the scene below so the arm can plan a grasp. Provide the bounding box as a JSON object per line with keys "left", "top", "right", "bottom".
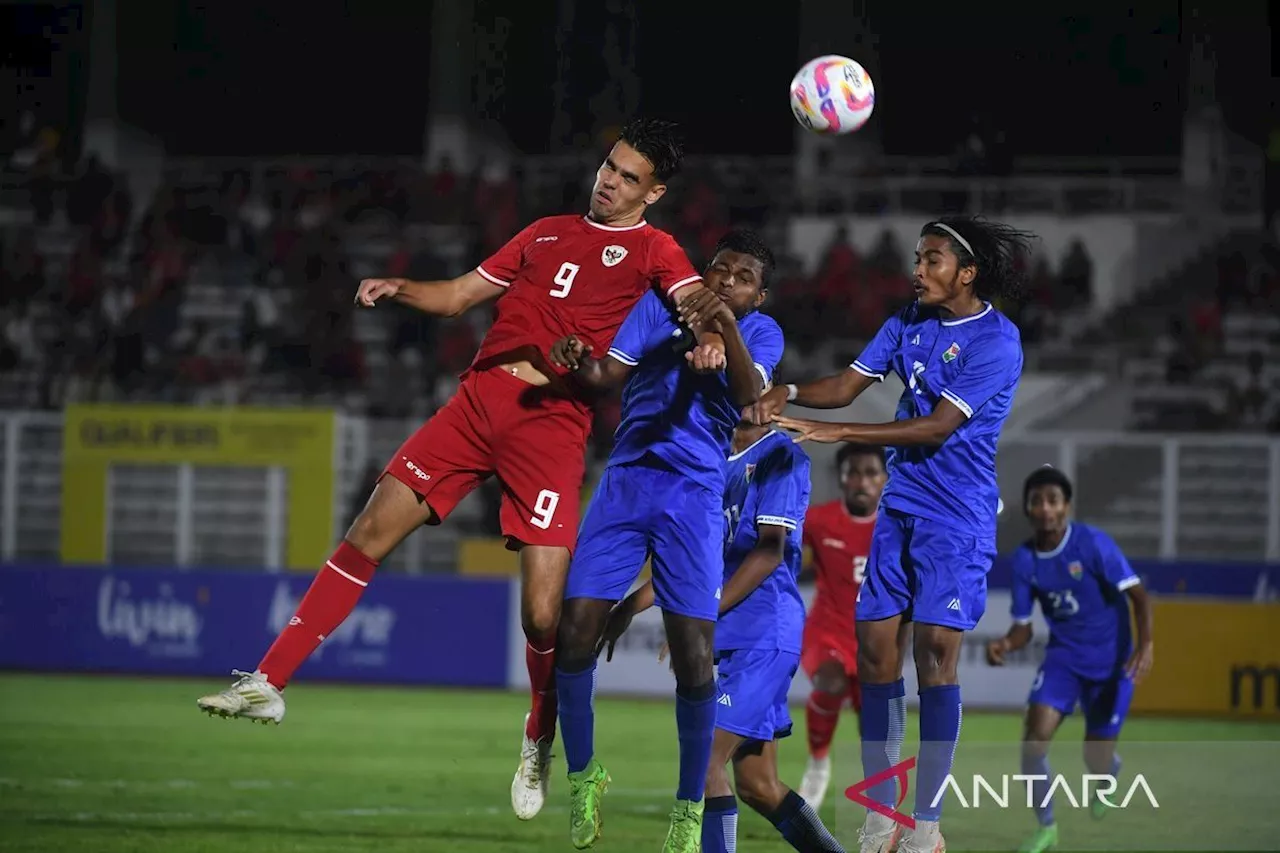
{"left": 1068, "top": 560, "right": 1083, "bottom": 580}
{"left": 942, "top": 342, "right": 961, "bottom": 363}
{"left": 602, "top": 245, "right": 627, "bottom": 267}
{"left": 744, "top": 463, "right": 756, "bottom": 483}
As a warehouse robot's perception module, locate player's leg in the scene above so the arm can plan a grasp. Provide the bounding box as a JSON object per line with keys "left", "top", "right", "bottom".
{"left": 735, "top": 741, "right": 847, "bottom": 853}
{"left": 726, "top": 648, "right": 846, "bottom": 852}
{"left": 1019, "top": 665, "right": 1073, "bottom": 853}
{"left": 899, "top": 519, "right": 995, "bottom": 853}
{"left": 489, "top": 387, "right": 591, "bottom": 818}
{"left": 799, "top": 642, "right": 850, "bottom": 809}
{"left": 553, "top": 466, "right": 652, "bottom": 847}
{"left": 1080, "top": 674, "right": 1135, "bottom": 820}
{"left": 197, "top": 397, "right": 488, "bottom": 722}
{"left": 851, "top": 510, "right": 914, "bottom": 853}
{"left": 650, "top": 473, "right": 727, "bottom": 853}
{"left": 702, "top": 727, "right": 748, "bottom": 853}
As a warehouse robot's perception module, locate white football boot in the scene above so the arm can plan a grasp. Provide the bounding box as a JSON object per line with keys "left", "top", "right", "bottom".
{"left": 510, "top": 712, "right": 553, "bottom": 820}
{"left": 197, "top": 670, "right": 285, "bottom": 725}
{"left": 799, "top": 755, "right": 833, "bottom": 810}
{"left": 897, "top": 818, "right": 946, "bottom": 853}
{"left": 858, "top": 811, "right": 905, "bottom": 853}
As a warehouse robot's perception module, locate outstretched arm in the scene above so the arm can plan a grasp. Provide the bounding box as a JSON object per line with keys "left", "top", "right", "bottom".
{"left": 774, "top": 399, "right": 968, "bottom": 447}
{"left": 549, "top": 336, "right": 634, "bottom": 391}
{"left": 744, "top": 368, "right": 876, "bottom": 426}
{"left": 355, "top": 270, "right": 503, "bottom": 318}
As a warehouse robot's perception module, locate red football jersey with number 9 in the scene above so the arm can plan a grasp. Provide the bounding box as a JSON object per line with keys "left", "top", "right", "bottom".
{"left": 469, "top": 215, "right": 701, "bottom": 382}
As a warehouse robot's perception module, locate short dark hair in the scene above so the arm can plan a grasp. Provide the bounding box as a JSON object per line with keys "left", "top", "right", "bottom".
{"left": 837, "top": 443, "right": 886, "bottom": 471}
{"left": 712, "top": 229, "right": 775, "bottom": 286}
{"left": 1023, "top": 465, "right": 1073, "bottom": 506}
{"left": 921, "top": 216, "right": 1038, "bottom": 303}
{"left": 617, "top": 118, "right": 684, "bottom": 182}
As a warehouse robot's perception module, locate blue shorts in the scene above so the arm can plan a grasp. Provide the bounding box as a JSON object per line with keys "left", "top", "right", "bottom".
{"left": 856, "top": 508, "right": 995, "bottom": 631}
{"left": 714, "top": 648, "right": 799, "bottom": 742}
{"left": 565, "top": 459, "right": 722, "bottom": 622}
{"left": 1029, "top": 662, "right": 1135, "bottom": 738}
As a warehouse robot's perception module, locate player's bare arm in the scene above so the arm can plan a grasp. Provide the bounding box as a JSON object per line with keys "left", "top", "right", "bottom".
{"left": 670, "top": 283, "right": 726, "bottom": 351}
{"left": 1124, "top": 583, "right": 1154, "bottom": 682}
{"left": 718, "top": 524, "right": 787, "bottom": 613}
{"left": 743, "top": 368, "right": 876, "bottom": 426}
{"left": 986, "top": 622, "right": 1034, "bottom": 666}
{"left": 355, "top": 270, "right": 503, "bottom": 318}
{"left": 774, "top": 398, "right": 967, "bottom": 446}
{"left": 596, "top": 581, "right": 657, "bottom": 661}
{"left": 679, "top": 296, "right": 763, "bottom": 407}
{"left": 549, "top": 335, "right": 632, "bottom": 390}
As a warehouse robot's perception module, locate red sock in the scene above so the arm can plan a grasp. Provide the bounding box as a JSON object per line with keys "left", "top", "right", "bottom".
{"left": 525, "top": 632, "right": 558, "bottom": 743}
{"left": 806, "top": 688, "right": 845, "bottom": 760}
{"left": 257, "top": 541, "right": 378, "bottom": 689}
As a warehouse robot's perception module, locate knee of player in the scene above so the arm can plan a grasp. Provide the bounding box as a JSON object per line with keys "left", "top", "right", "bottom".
{"left": 812, "top": 666, "right": 849, "bottom": 696}
{"left": 912, "top": 638, "right": 960, "bottom": 685}
{"left": 734, "top": 770, "right": 786, "bottom": 813}
{"left": 521, "top": 600, "right": 561, "bottom": 639}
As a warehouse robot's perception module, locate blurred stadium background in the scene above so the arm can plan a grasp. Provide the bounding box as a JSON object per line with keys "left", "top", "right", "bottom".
{"left": 1, "top": 1, "right": 1278, "bottom": 851}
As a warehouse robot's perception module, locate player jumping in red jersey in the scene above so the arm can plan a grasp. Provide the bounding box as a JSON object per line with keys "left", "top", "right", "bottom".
{"left": 196, "top": 118, "right": 724, "bottom": 822}
{"left": 796, "top": 442, "right": 887, "bottom": 811}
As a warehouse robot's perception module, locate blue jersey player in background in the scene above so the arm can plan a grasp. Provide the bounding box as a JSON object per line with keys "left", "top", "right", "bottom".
{"left": 547, "top": 229, "right": 784, "bottom": 852}
{"left": 986, "top": 466, "right": 1155, "bottom": 853}
{"left": 601, "top": 420, "right": 848, "bottom": 853}
{"left": 722, "top": 216, "right": 1035, "bottom": 853}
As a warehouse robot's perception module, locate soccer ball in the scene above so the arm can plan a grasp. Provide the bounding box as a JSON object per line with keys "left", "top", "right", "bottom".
{"left": 789, "top": 55, "right": 875, "bottom": 135}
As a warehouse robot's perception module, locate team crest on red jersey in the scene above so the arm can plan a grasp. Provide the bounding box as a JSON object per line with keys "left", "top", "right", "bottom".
{"left": 1067, "top": 560, "right": 1083, "bottom": 580}
{"left": 602, "top": 245, "right": 628, "bottom": 267}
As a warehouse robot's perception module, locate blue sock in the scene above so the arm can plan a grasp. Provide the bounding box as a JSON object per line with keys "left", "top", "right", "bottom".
{"left": 768, "top": 789, "right": 846, "bottom": 852}
{"left": 1022, "top": 751, "right": 1055, "bottom": 826}
{"left": 1110, "top": 752, "right": 1122, "bottom": 778}
{"left": 675, "top": 681, "right": 716, "bottom": 801}
{"left": 556, "top": 662, "right": 596, "bottom": 774}
{"left": 914, "top": 684, "right": 962, "bottom": 821}
{"left": 859, "top": 679, "right": 907, "bottom": 809}
{"left": 701, "top": 796, "right": 738, "bottom": 853}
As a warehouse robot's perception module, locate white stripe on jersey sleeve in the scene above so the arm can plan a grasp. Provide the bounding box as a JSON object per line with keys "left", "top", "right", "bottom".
{"left": 475, "top": 265, "right": 512, "bottom": 287}
{"left": 753, "top": 363, "right": 769, "bottom": 388}
{"left": 1116, "top": 575, "right": 1141, "bottom": 591}
{"left": 941, "top": 388, "right": 974, "bottom": 418}
{"left": 850, "top": 360, "right": 885, "bottom": 381}
{"left": 666, "top": 275, "right": 702, "bottom": 298}
{"left": 756, "top": 515, "right": 797, "bottom": 530}
{"left": 606, "top": 347, "right": 640, "bottom": 366}
{"left": 1012, "top": 616, "right": 1034, "bottom": 626}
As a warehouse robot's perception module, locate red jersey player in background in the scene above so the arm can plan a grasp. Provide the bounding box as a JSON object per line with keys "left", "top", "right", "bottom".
{"left": 196, "top": 118, "right": 725, "bottom": 822}
{"left": 796, "top": 442, "right": 887, "bottom": 811}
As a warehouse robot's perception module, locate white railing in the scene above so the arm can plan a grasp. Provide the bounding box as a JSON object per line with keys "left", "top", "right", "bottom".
{"left": 995, "top": 431, "right": 1280, "bottom": 562}
{"left": 2, "top": 412, "right": 1277, "bottom": 567}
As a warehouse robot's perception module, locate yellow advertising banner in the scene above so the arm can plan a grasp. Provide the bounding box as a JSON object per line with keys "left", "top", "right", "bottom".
{"left": 1131, "top": 600, "right": 1280, "bottom": 718}
{"left": 61, "top": 404, "right": 335, "bottom": 569}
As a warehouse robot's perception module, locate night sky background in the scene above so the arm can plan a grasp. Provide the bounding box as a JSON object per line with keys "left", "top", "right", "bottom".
{"left": 3, "top": 0, "right": 1276, "bottom": 162}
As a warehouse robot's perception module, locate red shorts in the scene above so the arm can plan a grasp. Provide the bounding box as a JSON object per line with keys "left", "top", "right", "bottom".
{"left": 801, "top": 619, "right": 861, "bottom": 710}
{"left": 382, "top": 367, "right": 592, "bottom": 551}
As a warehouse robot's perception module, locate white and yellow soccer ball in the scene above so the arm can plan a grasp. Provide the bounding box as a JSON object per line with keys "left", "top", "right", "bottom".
{"left": 789, "top": 55, "right": 875, "bottom": 135}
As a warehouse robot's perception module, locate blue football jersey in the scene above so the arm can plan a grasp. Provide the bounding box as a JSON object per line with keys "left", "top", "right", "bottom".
{"left": 606, "top": 290, "right": 785, "bottom": 494}
{"left": 852, "top": 301, "right": 1022, "bottom": 536}
{"left": 716, "top": 430, "right": 811, "bottom": 654}
{"left": 1010, "top": 522, "right": 1141, "bottom": 679}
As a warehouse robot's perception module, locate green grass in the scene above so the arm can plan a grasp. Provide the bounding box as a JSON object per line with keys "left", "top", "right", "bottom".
{"left": 0, "top": 674, "right": 1275, "bottom": 852}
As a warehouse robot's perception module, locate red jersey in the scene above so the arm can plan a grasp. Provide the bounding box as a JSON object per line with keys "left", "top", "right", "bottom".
{"left": 470, "top": 215, "right": 702, "bottom": 388}
{"left": 802, "top": 499, "right": 877, "bottom": 637}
